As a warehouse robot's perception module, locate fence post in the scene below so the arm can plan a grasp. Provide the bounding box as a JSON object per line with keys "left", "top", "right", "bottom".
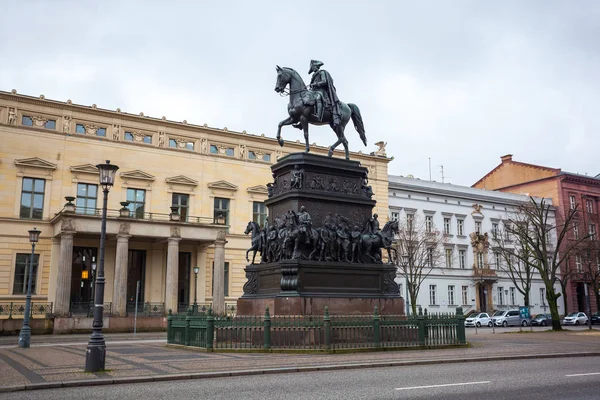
{"left": 167, "top": 309, "right": 173, "bottom": 344}
{"left": 206, "top": 308, "right": 214, "bottom": 350}
{"left": 417, "top": 306, "right": 425, "bottom": 346}
{"left": 8, "top": 302, "right": 13, "bottom": 320}
{"left": 264, "top": 307, "right": 271, "bottom": 350}
{"left": 184, "top": 308, "right": 192, "bottom": 346}
{"left": 324, "top": 306, "right": 331, "bottom": 351}
{"left": 423, "top": 308, "right": 429, "bottom": 339}
{"left": 373, "top": 306, "right": 380, "bottom": 348}
{"left": 456, "top": 306, "right": 466, "bottom": 344}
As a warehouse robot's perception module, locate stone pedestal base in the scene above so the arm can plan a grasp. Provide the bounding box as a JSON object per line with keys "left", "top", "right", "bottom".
{"left": 237, "top": 296, "right": 404, "bottom": 316}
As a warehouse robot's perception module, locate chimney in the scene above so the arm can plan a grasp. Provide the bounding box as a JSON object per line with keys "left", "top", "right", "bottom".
{"left": 500, "top": 154, "right": 513, "bottom": 163}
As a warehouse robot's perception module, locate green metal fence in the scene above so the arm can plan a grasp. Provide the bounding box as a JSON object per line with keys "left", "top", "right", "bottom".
{"left": 167, "top": 306, "right": 466, "bottom": 351}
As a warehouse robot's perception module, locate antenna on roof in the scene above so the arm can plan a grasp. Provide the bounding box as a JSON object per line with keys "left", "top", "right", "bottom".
{"left": 428, "top": 158, "right": 432, "bottom": 181}
{"left": 440, "top": 165, "right": 445, "bottom": 183}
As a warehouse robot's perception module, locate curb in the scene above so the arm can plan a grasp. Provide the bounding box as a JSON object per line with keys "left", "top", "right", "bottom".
{"left": 2, "top": 351, "right": 600, "bottom": 393}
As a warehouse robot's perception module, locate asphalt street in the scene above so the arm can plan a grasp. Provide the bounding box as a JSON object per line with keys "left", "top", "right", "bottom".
{"left": 3, "top": 356, "right": 598, "bottom": 399}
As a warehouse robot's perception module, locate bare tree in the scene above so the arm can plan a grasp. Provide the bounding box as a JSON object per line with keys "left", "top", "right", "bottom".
{"left": 505, "top": 197, "right": 589, "bottom": 330}
{"left": 491, "top": 227, "right": 535, "bottom": 307}
{"left": 394, "top": 214, "right": 447, "bottom": 315}
{"left": 575, "top": 239, "right": 600, "bottom": 313}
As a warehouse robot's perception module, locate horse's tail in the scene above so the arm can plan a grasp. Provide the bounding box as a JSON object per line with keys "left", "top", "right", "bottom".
{"left": 348, "top": 103, "right": 367, "bottom": 146}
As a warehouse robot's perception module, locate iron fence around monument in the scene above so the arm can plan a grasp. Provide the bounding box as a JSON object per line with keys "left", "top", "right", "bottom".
{"left": 0, "top": 302, "right": 54, "bottom": 318}
{"left": 167, "top": 306, "right": 466, "bottom": 351}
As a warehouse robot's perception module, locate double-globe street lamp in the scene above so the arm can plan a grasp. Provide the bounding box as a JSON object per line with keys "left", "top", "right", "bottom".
{"left": 193, "top": 266, "right": 200, "bottom": 312}
{"left": 85, "top": 160, "right": 119, "bottom": 372}
{"left": 18, "top": 227, "right": 41, "bottom": 348}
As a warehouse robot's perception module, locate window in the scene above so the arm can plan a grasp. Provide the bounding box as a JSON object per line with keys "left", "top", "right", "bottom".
{"left": 448, "top": 285, "right": 455, "bottom": 305}
{"left": 225, "top": 148, "right": 234, "bottom": 157}
{"left": 475, "top": 221, "right": 482, "bottom": 234}
{"left": 425, "top": 215, "right": 433, "bottom": 233}
{"left": 492, "top": 223, "right": 499, "bottom": 238}
{"left": 76, "top": 124, "right": 86, "bottom": 134}
{"left": 253, "top": 201, "right": 267, "bottom": 228}
{"left": 96, "top": 127, "right": 106, "bottom": 137}
{"left": 186, "top": 142, "right": 194, "bottom": 150}
{"left": 586, "top": 199, "right": 593, "bottom": 213}
{"left": 429, "top": 285, "right": 437, "bottom": 305}
{"left": 573, "top": 223, "right": 579, "bottom": 239}
{"left": 22, "top": 116, "right": 33, "bottom": 126}
{"left": 143, "top": 135, "right": 152, "bottom": 144}
{"left": 459, "top": 250, "right": 466, "bottom": 269}
{"left": 406, "top": 214, "right": 414, "bottom": 230}
{"left": 214, "top": 197, "right": 230, "bottom": 226}
{"left": 575, "top": 255, "right": 582, "bottom": 273}
{"left": 391, "top": 212, "right": 399, "bottom": 222}
{"left": 172, "top": 193, "right": 189, "bottom": 221}
{"left": 248, "top": 151, "right": 257, "bottom": 159}
{"left": 20, "top": 177, "right": 45, "bottom": 219}
{"left": 589, "top": 224, "right": 597, "bottom": 240}
{"left": 45, "top": 119, "right": 56, "bottom": 129}
{"left": 494, "top": 252, "right": 501, "bottom": 269}
{"left": 126, "top": 188, "right": 146, "bottom": 218}
{"left": 457, "top": 219, "right": 464, "bottom": 236}
{"left": 545, "top": 230, "right": 551, "bottom": 243}
{"left": 570, "top": 195, "right": 576, "bottom": 210}
{"left": 443, "top": 218, "right": 451, "bottom": 235}
{"left": 510, "top": 287, "right": 516, "bottom": 305}
{"left": 22, "top": 115, "right": 55, "bottom": 129}
{"left": 210, "top": 145, "right": 219, "bottom": 154}
{"left": 263, "top": 153, "right": 271, "bottom": 162}
{"left": 497, "top": 287, "right": 504, "bottom": 306}
{"left": 124, "top": 132, "right": 134, "bottom": 141}
{"left": 477, "top": 252, "right": 484, "bottom": 268}
{"left": 13, "top": 254, "right": 40, "bottom": 294}
{"left": 461, "top": 286, "right": 469, "bottom": 305}
{"left": 169, "top": 139, "right": 177, "bottom": 148}
{"left": 427, "top": 248, "right": 433, "bottom": 267}
{"left": 76, "top": 183, "right": 97, "bottom": 214}
{"left": 212, "top": 261, "right": 230, "bottom": 297}
{"left": 445, "top": 248, "right": 453, "bottom": 268}
{"left": 539, "top": 288, "right": 546, "bottom": 306}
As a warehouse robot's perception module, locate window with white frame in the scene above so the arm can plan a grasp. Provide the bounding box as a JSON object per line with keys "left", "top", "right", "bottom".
{"left": 589, "top": 224, "right": 597, "bottom": 240}
{"left": 498, "top": 287, "right": 504, "bottom": 306}
{"left": 475, "top": 221, "right": 482, "bottom": 234}
{"left": 492, "top": 222, "right": 499, "bottom": 238}
{"left": 510, "top": 287, "right": 516, "bottom": 305}
{"left": 539, "top": 288, "right": 546, "bottom": 306}
{"left": 494, "top": 251, "right": 501, "bottom": 269}
{"left": 586, "top": 199, "right": 594, "bottom": 213}
{"left": 427, "top": 248, "right": 434, "bottom": 267}
{"left": 477, "top": 252, "right": 484, "bottom": 268}
{"left": 459, "top": 250, "right": 466, "bottom": 269}
{"left": 425, "top": 215, "right": 433, "bottom": 233}
{"left": 445, "top": 248, "right": 453, "bottom": 268}
{"left": 448, "top": 285, "right": 455, "bottom": 305}
{"left": 576, "top": 255, "right": 582, "bottom": 272}
{"left": 443, "top": 218, "right": 451, "bottom": 235}
{"left": 406, "top": 213, "right": 414, "bottom": 230}
{"left": 569, "top": 195, "right": 576, "bottom": 210}
{"left": 391, "top": 212, "right": 399, "bottom": 222}
{"left": 573, "top": 223, "right": 579, "bottom": 239}
{"left": 457, "top": 219, "right": 464, "bottom": 236}
{"left": 461, "top": 286, "right": 468, "bottom": 305}
{"left": 429, "top": 285, "right": 437, "bottom": 305}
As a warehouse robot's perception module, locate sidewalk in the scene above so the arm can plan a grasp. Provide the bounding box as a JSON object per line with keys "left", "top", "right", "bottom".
{"left": 1, "top": 329, "right": 599, "bottom": 393}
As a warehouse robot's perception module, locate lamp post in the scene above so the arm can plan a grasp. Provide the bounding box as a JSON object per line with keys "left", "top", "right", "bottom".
{"left": 18, "top": 227, "right": 41, "bottom": 348}
{"left": 85, "top": 160, "right": 119, "bottom": 372}
{"left": 401, "top": 255, "right": 411, "bottom": 316}
{"left": 193, "top": 266, "right": 199, "bottom": 312}
{"left": 216, "top": 211, "right": 226, "bottom": 226}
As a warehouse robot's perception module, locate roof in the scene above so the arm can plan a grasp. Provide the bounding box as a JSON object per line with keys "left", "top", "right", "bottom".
{"left": 471, "top": 154, "right": 561, "bottom": 188}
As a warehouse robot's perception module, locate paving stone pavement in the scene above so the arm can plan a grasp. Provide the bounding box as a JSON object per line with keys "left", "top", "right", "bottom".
{"left": 0, "top": 329, "right": 599, "bottom": 391}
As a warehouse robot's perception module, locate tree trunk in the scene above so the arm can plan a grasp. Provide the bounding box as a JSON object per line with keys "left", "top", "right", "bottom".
{"left": 546, "top": 287, "right": 562, "bottom": 331}
{"left": 560, "top": 280, "right": 569, "bottom": 315}
{"left": 410, "top": 290, "right": 418, "bottom": 316}
{"left": 523, "top": 289, "right": 530, "bottom": 307}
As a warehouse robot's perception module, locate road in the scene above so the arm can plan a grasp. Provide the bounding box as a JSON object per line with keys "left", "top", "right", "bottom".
{"left": 3, "top": 356, "right": 599, "bottom": 399}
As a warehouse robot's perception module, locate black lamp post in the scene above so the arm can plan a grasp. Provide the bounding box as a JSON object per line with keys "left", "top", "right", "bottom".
{"left": 18, "top": 227, "right": 41, "bottom": 348}
{"left": 85, "top": 160, "right": 118, "bottom": 372}
{"left": 193, "top": 266, "right": 199, "bottom": 312}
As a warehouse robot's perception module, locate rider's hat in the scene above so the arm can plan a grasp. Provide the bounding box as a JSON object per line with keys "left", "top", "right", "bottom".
{"left": 309, "top": 60, "right": 324, "bottom": 73}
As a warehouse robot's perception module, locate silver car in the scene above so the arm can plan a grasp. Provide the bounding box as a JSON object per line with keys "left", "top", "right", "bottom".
{"left": 563, "top": 312, "right": 588, "bottom": 325}
{"left": 492, "top": 309, "right": 528, "bottom": 327}
{"left": 465, "top": 312, "right": 492, "bottom": 327}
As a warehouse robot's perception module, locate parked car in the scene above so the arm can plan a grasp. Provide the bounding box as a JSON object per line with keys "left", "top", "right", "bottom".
{"left": 591, "top": 312, "right": 600, "bottom": 325}
{"left": 465, "top": 312, "right": 492, "bottom": 327}
{"left": 531, "top": 313, "right": 552, "bottom": 326}
{"left": 563, "top": 312, "right": 588, "bottom": 325}
{"left": 492, "top": 309, "right": 529, "bottom": 327}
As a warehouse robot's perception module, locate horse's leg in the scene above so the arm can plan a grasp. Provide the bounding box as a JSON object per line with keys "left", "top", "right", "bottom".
{"left": 246, "top": 248, "right": 251, "bottom": 262}
{"left": 276, "top": 116, "right": 295, "bottom": 147}
{"left": 301, "top": 117, "right": 310, "bottom": 153}
{"left": 327, "top": 124, "right": 344, "bottom": 157}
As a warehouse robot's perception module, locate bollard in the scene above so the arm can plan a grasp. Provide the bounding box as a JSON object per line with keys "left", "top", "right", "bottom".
{"left": 456, "top": 307, "right": 466, "bottom": 344}
{"left": 167, "top": 309, "right": 173, "bottom": 343}
{"left": 324, "top": 306, "right": 331, "bottom": 351}
{"left": 206, "top": 308, "right": 214, "bottom": 350}
{"left": 373, "top": 306, "right": 381, "bottom": 348}
{"left": 184, "top": 308, "right": 192, "bottom": 346}
{"left": 264, "top": 307, "right": 271, "bottom": 350}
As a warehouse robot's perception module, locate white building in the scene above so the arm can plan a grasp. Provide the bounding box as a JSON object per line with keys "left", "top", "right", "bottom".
{"left": 388, "top": 175, "right": 563, "bottom": 316}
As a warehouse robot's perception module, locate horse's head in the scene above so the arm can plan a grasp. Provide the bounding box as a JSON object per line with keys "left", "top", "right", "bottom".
{"left": 244, "top": 221, "right": 256, "bottom": 235}
{"left": 382, "top": 220, "right": 399, "bottom": 236}
{"left": 274, "top": 65, "right": 291, "bottom": 93}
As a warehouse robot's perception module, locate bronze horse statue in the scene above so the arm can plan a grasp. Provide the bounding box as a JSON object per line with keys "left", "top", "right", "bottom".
{"left": 244, "top": 221, "right": 262, "bottom": 265}
{"left": 361, "top": 220, "right": 399, "bottom": 264}
{"left": 274, "top": 66, "right": 367, "bottom": 160}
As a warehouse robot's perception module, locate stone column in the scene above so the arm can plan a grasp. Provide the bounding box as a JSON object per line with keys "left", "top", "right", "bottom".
{"left": 165, "top": 237, "right": 181, "bottom": 313}
{"left": 212, "top": 235, "right": 227, "bottom": 315}
{"left": 196, "top": 245, "right": 208, "bottom": 303}
{"left": 112, "top": 233, "right": 130, "bottom": 316}
{"left": 54, "top": 231, "right": 74, "bottom": 316}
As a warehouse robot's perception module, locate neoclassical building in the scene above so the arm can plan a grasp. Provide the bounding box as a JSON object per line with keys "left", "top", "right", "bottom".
{"left": 0, "top": 90, "right": 391, "bottom": 320}
{"left": 389, "top": 175, "right": 563, "bottom": 315}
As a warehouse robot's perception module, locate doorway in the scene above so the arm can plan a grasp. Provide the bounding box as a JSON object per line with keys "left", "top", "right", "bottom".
{"left": 127, "top": 250, "right": 146, "bottom": 310}
{"left": 576, "top": 283, "right": 586, "bottom": 312}
{"left": 70, "top": 247, "right": 98, "bottom": 305}
{"left": 478, "top": 284, "right": 487, "bottom": 312}
{"left": 178, "top": 252, "right": 192, "bottom": 312}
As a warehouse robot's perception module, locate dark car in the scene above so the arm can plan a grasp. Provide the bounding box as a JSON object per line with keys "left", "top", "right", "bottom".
{"left": 531, "top": 313, "right": 552, "bottom": 326}
{"left": 591, "top": 312, "right": 600, "bottom": 325}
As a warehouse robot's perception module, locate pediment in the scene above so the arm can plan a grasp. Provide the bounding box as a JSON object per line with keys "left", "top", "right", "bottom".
{"left": 207, "top": 180, "right": 238, "bottom": 191}
{"left": 247, "top": 185, "right": 268, "bottom": 195}
{"left": 165, "top": 175, "right": 198, "bottom": 187}
{"left": 70, "top": 164, "right": 99, "bottom": 175}
{"left": 120, "top": 170, "right": 155, "bottom": 181}
{"left": 14, "top": 157, "right": 57, "bottom": 170}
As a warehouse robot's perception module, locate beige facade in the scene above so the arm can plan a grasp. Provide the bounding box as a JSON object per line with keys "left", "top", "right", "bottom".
{"left": 0, "top": 90, "right": 391, "bottom": 316}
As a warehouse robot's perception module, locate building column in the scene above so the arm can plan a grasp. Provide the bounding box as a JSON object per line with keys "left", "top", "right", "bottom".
{"left": 112, "top": 234, "right": 130, "bottom": 316}
{"left": 196, "top": 245, "right": 208, "bottom": 303}
{"left": 54, "top": 231, "right": 74, "bottom": 316}
{"left": 212, "top": 238, "right": 227, "bottom": 315}
{"left": 165, "top": 237, "right": 181, "bottom": 313}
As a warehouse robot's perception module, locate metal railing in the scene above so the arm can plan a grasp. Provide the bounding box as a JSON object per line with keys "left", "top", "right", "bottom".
{"left": 126, "top": 302, "right": 166, "bottom": 317}
{"left": 167, "top": 306, "right": 466, "bottom": 351}
{"left": 0, "top": 302, "right": 53, "bottom": 318}
{"left": 69, "top": 302, "right": 112, "bottom": 317}
{"left": 61, "top": 207, "right": 215, "bottom": 224}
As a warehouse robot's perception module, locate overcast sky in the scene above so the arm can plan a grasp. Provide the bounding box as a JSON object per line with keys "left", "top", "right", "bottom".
{"left": 2, "top": 1, "right": 598, "bottom": 185}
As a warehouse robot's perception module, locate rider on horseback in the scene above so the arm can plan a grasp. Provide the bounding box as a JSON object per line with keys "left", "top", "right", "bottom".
{"left": 297, "top": 206, "right": 313, "bottom": 245}
{"left": 308, "top": 60, "right": 341, "bottom": 126}
{"left": 363, "top": 213, "right": 386, "bottom": 247}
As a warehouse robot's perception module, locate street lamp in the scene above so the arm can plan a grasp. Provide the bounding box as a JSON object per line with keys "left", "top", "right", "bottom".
{"left": 85, "top": 160, "right": 118, "bottom": 372}
{"left": 215, "top": 211, "right": 226, "bottom": 225}
{"left": 18, "top": 227, "right": 41, "bottom": 348}
{"left": 193, "top": 266, "right": 200, "bottom": 312}
{"left": 401, "top": 255, "right": 411, "bottom": 316}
